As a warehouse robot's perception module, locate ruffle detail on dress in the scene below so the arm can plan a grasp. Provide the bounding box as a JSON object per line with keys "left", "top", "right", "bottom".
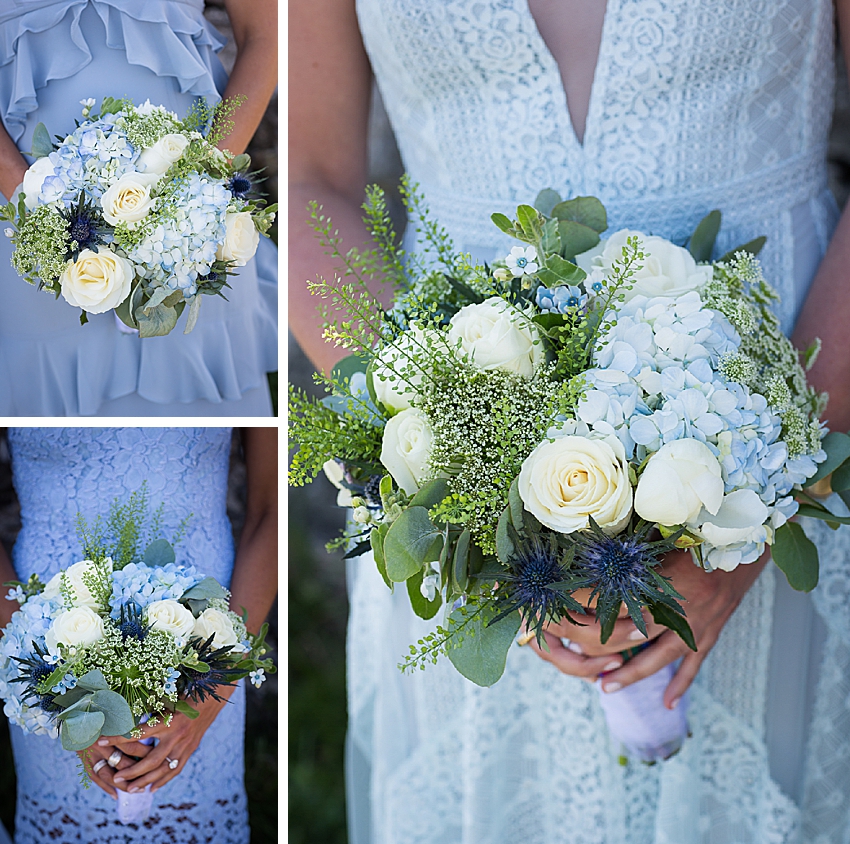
{"left": 0, "top": 0, "right": 225, "bottom": 145}
{"left": 0, "top": 235, "right": 277, "bottom": 416}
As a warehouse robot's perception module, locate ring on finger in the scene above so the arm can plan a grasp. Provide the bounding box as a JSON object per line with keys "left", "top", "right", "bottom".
{"left": 166, "top": 756, "right": 179, "bottom": 770}
{"left": 107, "top": 750, "right": 122, "bottom": 768}
{"left": 516, "top": 631, "right": 535, "bottom": 647}
{"left": 92, "top": 759, "right": 108, "bottom": 775}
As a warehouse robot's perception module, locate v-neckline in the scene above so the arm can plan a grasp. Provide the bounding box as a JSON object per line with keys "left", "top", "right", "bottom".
{"left": 522, "top": 0, "right": 614, "bottom": 154}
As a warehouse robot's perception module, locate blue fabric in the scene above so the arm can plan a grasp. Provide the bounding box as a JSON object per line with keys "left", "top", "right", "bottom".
{"left": 7, "top": 427, "right": 249, "bottom": 844}
{"left": 0, "top": 1, "right": 278, "bottom": 416}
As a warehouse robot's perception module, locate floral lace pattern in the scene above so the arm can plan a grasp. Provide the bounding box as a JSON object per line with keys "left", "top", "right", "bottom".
{"left": 6, "top": 428, "right": 248, "bottom": 844}
{"left": 349, "top": 1, "right": 848, "bottom": 841}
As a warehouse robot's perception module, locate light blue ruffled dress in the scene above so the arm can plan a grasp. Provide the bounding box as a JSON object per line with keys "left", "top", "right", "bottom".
{"left": 7, "top": 427, "right": 250, "bottom": 844}
{"left": 0, "top": 0, "right": 278, "bottom": 417}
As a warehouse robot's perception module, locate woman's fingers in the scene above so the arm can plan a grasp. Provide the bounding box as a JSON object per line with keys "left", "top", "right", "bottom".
{"left": 596, "top": 631, "right": 693, "bottom": 693}
{"left": 545, "top": 613, "right": 666, "bottom": 656}
{"left": 528, "top": 630, "right": 624, "bottom": 680}
{"left": 126, "top": 745, "right": 189, "bottom": 793}
{"left": 97, "top": 736, "right": 154, "bottom": 757}
{"left": 662, "top": 650, "right": 705, "bottom": 709}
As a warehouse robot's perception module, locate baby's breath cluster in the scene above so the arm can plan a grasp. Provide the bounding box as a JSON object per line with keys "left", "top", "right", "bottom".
{"left": 10, "top": 205, "right": 70, "bottom": 289}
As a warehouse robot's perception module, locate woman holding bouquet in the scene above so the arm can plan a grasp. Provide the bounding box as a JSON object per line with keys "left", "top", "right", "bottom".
{"left": 0, "top": 427, "right": 278, "bottom": 843}
{"left": 0, "top": 0, "right": 278, "bottom": 416}
{"left": 291, "top": 0, "right": 850, "bottom": 841}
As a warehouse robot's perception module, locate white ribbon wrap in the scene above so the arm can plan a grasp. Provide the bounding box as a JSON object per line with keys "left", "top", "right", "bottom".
{"left": 115, "top": 736, "right": 155, "bottom": 823}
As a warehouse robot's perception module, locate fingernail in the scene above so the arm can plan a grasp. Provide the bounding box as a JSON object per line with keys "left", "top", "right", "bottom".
{"left": 566, "top": 641, "right": 583, "bottom": 654}
{"left": 128, "top": 787, "right": 139, "bottom": 793}
{"left": 628, "top": 629, "right": 646, "bottom": 641}
{"left": 113, "top": 777, "right": 124, "bottom": 783}
{"left": 670, "top": 697, "right": 681, "bottom": 710}
{"left": 603, "top": 682, "right": 622, "bottom": 693}
{"left": 97, "top": 739, "right": 110, "bottom": 746}
{"left": 602, "top": 661, "right": 621, "bottom": 672}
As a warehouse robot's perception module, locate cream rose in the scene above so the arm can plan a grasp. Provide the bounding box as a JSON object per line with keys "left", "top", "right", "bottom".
{"left": 45, "top": 606, "right": 105, "bottom": 654}
{"left": 60, "top": 248, "right": 134, "bottom": 313}
{"left": 145, "top": 599, "right": 196, "bottom": 641}
{"left": 380, "top": 408, "right": 434, "bottom": 495}
{"left": 447, "top": 297, "right": 544, "bottom": 378}
{"left": 372, "top": 324, "right": 438, "bottom": 413}
{"left": 100, "top": 172, "right": 158, "bottom": 227}
{"left": 193, "top": 607, "right": 238, "bottom": 648}
{"left": 691, "top": 489, "right": 770, "bottom": 571}
{"left": 21, "top": 156, "right": 56, "bottom": 210}
{"left": 43, "top": 559, "right": 109, "bottom": 609}
{"left": 634, "top": 439, "right": 724, "bottom": 527}
{"left": 137, "top": 133, "right": 190, "bottom": 176}
{"left": 216, "top": 211, "right": 259, "bottom": 266}
{"left": 518, "top": 434, "right": 633, "bottom": 534}
{"left": 576, "top": 229, "right": 713, "bottom": 302}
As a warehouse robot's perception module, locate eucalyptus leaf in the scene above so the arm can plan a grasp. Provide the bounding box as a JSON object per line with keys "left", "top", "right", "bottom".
{"left": 532, "top": 312, "right": 568, "bottom": 332}
{"left": 453, "top": 528, "right": 471, "bottom": 591}
{"left": 535, "top": 268, "right": 563, "bottom": 287}
{"left": 370, "top": 523, "right": 392, "bottom": 589}
{"left": 52, "top": 687, "right": 90, "bottom": 709}
{"left": 544, "top": 254, "right": 586, "bottom": 284}
{"left": 491, "top": 212, "right": 514, "bottom": 234}
{"left": 77, "top": 669, "right": 110, "bottom": 692}
{"left": 30, "top": 123, "right": 53, "bottom": 158}
{"left": 406, "top": 568, "right": 443, "bottom": 619}
{"left": 540, "top": 217, "right": 561, "bottom": 254}
{"left": 773, "top": 522, "right": 819, "bottom": 592}
{"left": 718, "top": 236, "right": 767, "bottom": 263}
{"left": 495, "top": 508, "right": 515, "bottom": 564}
{"left": 144, "top": 286, "right": 172, "bottom": 311}
{"left": 55, "top": 693, "right": 94, "bottom": 719}
{"left": 447, "top": 606, "right": 521, "bottom": 687}
{"left": 175, "top": 700, "right": 200, "bottom": 719}
{"left": 183, "top": 294, "right": 202, "bottom": 334}
{"left": 383, "top": 506, "right": 443, "bottom": 582}
{"left": 806, "top": 431, "right": 850, "bottom": 485}
{"left": 829, "top": 458, "right": 850, "bottom": 492}
{"left": 231, "top": 153, "right": 251, "bottom": 172}
{"left": 551, "top": 196, "right": 607, "bottom": 233}
{"left": 508, "top": 479, "right": 524, "bottom": 528}
{"left": 143, "top": 538, "right": 176, "bottom": 567}
{"left": 409, "top": 478, "right": 450, "bottom": 510}
{"left": 135, "top": 301, "right": 181, "bottom": 338}
{"left": 557, "top": 220, "right": 600, "bottom": 259}
{"left": 90, "top": 689, "right": 135, "bottom": 737}
{"left": 534, "top": 189, "right": 562, "bottom": 217}
{"left": 60, "top": 709, "right": 105, "bottom": 752}
{"left": 687, "top": 209, "right": 721, "bottom": 262}
{"left": 181, "top": 576, "right": 227, "bottom": 602}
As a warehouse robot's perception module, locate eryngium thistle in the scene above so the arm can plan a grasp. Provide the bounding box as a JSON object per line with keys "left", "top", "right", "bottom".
{"left": 568, "top": 519, "right": 688, "bottom": 645}
{"left": 118, "top": 603, "right": 150, "bottom": 643}
{"left": 59, "top": 191, "right": 109, "bottom": 261}
{"left": 178, "top": 635, "right": 243, "bottom": 704}
{"left": 488, "top": 530, "right": 584, "bottom": 643}
{"left": 11, "top": 642, "right": 58, "bottom": 702}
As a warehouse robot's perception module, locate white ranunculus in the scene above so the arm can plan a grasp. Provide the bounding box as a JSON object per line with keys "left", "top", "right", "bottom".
{"left": 634, "top": 439, "right": 724, "bottom": 527}
{"left": 100, "top": 172, "right": 159, "bottom": 227}
{"left": 380, "top": 408, "right": 434, "bottom": 495}
{"left": 21, "top": 157, "right": 56, "bottom": 210}
{"left": 216, "top": 211, "right": 259, "bottom": 267}
{"left": 518, "top": 434, "right": 633, "bottom": 534}
{"left": 322, "top": 459, "right": 354, "bottom": 507}
{"left": 43, "top": 559, "right": 109, "bottom": 609}
{"left": 137, "top": 133, "right": 190, "bottom": 176}
{"left": 193, "top": 607, "right": 238, "bottom": 648}
{"left": 447, "top": 296, "right": 544, "bottom": 378}
{"left": 145, "top": 599, "right": 196, "bottom": 641}
{"left": 576, "top": 229, "right": 713, "bottom": 302}
{"left": 372, "top": 324, "right": 437, "bottom": 413}
{"left": 692, "top": 489, "right": 770, "bottom": 569}
{"left": 60, "top": 248, "right": 134, "bottom": 313}
{"left": 45, "top": 606, "right": 105, "bottom": 654}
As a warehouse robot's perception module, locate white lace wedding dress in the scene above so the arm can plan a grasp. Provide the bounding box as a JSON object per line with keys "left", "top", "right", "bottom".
{"left": 346, "top": 1, "right": 850, "bottom": 841}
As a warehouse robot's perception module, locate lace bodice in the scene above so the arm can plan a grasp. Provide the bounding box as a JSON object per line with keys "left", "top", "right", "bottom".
{"left": 6, "top": 428, "right": 249, "bottom": 844}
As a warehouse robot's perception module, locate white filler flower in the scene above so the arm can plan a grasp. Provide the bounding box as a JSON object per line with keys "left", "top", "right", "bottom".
{"left": 505, "top": 245, "right": 539, "bottom": 278}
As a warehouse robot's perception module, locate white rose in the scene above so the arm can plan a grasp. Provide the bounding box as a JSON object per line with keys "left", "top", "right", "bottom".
{"left": 691, "top": 489, "right": 770, "bottom": 570}
{"left": 380, "top": 408, "right": 434, "bottom": 495}
{"left": 518, "top": 434, "right": 633, "bottom": 534}
{"left": 216, "top": 211, "right": 259, "bottom": 267}
{"left": 193, "top": 607, "right": 238, "bottom": 648}
{"left": 100, "top": 172, "right": 159, "bottom": 227}
{"left": 447, "top": 297, "right": 544, "bottom": 378}
{"left": 60, "top": 248, "right": 134, "bottom": 313}
{"left": 634, "top": 439, "right": 724, "bottom": 527}
{"left": 146, "top": 600, "right": 196, "bottom": 641}
{"left": 576, "top": 229, "right": 713, "bottom": 302}
{"left": 45, "top": 606, "right": 105, "bottom": 654}
{"left": 42, "top": 559, "right": 107, "bottom": 609}
{"left": 372, "top": 324, "right": 437, "bottom": 413}
{"left": 21, "top": 157, "right": 56, "bottom": 210}
{"left": 137, "top": 133, "right": 190, "bottom": 176}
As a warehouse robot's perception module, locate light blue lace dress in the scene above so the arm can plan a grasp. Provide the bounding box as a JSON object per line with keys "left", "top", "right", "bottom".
{"left": 347, "top": 1, "right": 850, "bottom": 841}
{"left": 0, "top": 1, "right": 277, "bottom": 417}
{"left": 6, "top": 427, "right": 249, "bottom": 844}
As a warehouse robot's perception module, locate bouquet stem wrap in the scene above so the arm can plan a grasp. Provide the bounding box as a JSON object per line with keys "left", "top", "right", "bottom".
{"left": 116, "top": 737, "right": 155, "bottom": 824}
{"left": 595, "top": 663, "right": 689, "bottom": 763}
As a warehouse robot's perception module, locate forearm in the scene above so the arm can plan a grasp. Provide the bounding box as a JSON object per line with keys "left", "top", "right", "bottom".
{"left": 0, "top": 121, "right": 28, "bottom": 202}
{"left": 227, "top": 506, "right": 277, "bottom": 635}
{"left": 791, "top": 202, "right": 850, "bottom": 432}
{"left": 0, "top": 544, "right": 19, "bottom": 629}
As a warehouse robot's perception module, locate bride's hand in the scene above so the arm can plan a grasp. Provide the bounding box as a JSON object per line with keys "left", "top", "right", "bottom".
{"left": 102, "top": 688, "right": 234, "bottom": 794}
{"left": 77, "top": 739, "right": 154, "bottom": 798}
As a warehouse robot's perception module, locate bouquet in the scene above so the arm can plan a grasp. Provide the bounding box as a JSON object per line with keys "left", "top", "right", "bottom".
{"left": 0, "top": 489, "right": 274, "bottom": 822}
{"left": 1, "top": 97, "right": 276, "bottom": 336}
{"left": 289, "top": 182, "right": 850, "bottom": 763}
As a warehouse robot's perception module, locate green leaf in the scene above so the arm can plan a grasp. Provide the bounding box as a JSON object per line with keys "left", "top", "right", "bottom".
{"left": 76, "top": 669, "right": 110, "bottom": 692}
{"left": 453, "top": 528, "right": 471, "bottom": 591}
{"left": 447, "top": 276, "right": 486, "bottom": 304}
{"left": 598, "top": 600, "right": 621, "bottom": 644}
{"left": 806, "top": 432, "right": 850, "bottom": 485}
{"left": 181, "top": 576, "right": 227, "bottom": 602}
{"left": 551, "top": 197, "right": 607, "bottom": 233}
{"left": 508, "top": 479, "right": 524, "bottom": 529}
{"left": 383, "top": 506, "right": 443, "bottom": 582}
{"left": 490, "top": 212, "right": 514, "bottom": 234}
{"left": 331, "top": 353, "right": 369, "bottom": 386}
{"left": 773, "top": 522, "right": 819, "bottom": 592}
{"left": 447, "top": 606, "right": 522, "bottom": 686}
{"left": 143, "top": 538, "right": 176, "bottom": 567}
{"left": 90, "top": 690, "right": 135, "bottom": 737}
{"left": 495, "top": 508, "right": 515, "bottom": 564}
{"left": 30, "top": 123, "right": 53, "bottom": 158}
{"left": 370, "top": 524, "right": 392, "bottom": 589}
{"left": 829, "top": 458, "right": 850, "bottom": 492}
{"left": 648, "top": 602, "right": 697, "bottom": 651}
{"left": 534, "top": 189, "right": 562, "bottom": 217}
{"left": 516, "top": 204, "right": 541, "bottom": 239}
{"left": 794, "top": 502, "right": 850, "bottom": 525}
{"left": 114, "top": 281, "right": 142, "bottom": 330}
{"left": 231, "top": 153, "right": 251, "bottom": 172}
{"left": 135, "top": 299, "right": 183, "bottom": 338}
{"left": 544, "top": 254, "right": 587, "bottom": 284}
{"left": 532, "top": 312, "right": 568, "bottom": 332}
{"left": 540, "top": 217, "right": 561, "bottom": 255}
{"left": 719, "top": 236, "right": 767, "bottom": 263}
{"left": 409, "top": 478, "right": 450, "bottom": 510}
{"left": 406, "top": 568, "right": 443, "bottom": 619}
{"left": 175, "top": 700, "right": 200, "bottom": 719}
{"left": 183, "top": 293, "right": 202, "bottom": 334}
{"left": 535, "top": 268, "right": 563, "bottom": 287}
{"left": 687, "top": 209, "right": 721, "bottom": 262}
{"left": 52, "top": 687, "right": 90, "bottom": 709}
{"left": 60, "top": 709, "right": 105, "bottom": 752}
{"left": 557, "top": 220, "right": 600, "bottom": 259}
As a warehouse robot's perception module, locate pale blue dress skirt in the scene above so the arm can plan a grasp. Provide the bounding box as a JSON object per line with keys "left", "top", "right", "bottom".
{"left": 0, "top": 0, "right": 278, "bottom": 417}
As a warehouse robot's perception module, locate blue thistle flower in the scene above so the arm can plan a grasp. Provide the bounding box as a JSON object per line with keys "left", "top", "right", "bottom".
{"left": 118, "top": 603, "right": 150, "bottom": 643}
{"left": 59, "top": 191, "right": 110, "bottom": 261}
{"left": 226, "top": 172, "right": 254, "bottom": 200}
{"left": 179, "top": 634, "right": 242, "bottom": 704}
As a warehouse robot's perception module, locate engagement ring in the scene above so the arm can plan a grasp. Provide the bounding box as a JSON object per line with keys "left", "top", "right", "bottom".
{"left": 166, "top": 757, "right": 179, "bottom": 770}
{"left": 106, "top": 750, "right": 122, "bottom": 768}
